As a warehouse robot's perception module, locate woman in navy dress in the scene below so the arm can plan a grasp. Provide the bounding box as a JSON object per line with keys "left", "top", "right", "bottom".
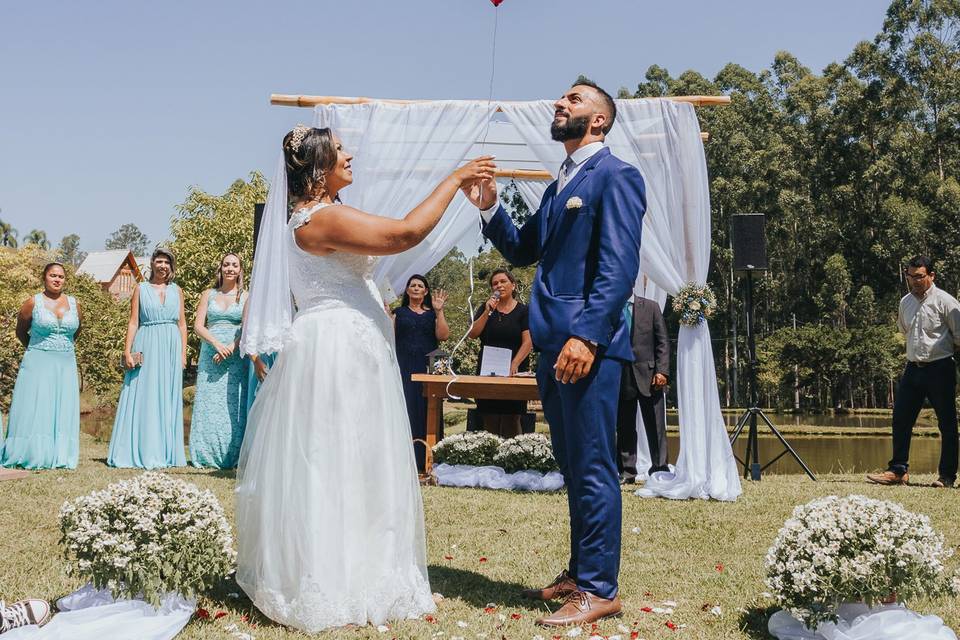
{"left": 392, "top": 274, "right": 448, "bottom": 472}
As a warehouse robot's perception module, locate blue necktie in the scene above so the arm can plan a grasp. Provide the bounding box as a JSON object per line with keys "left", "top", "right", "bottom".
{"left": 623, "top": 300, "right": 633, "bottom": 333}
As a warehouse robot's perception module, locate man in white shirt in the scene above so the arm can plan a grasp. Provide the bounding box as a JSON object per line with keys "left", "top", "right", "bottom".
{"left": 867, "top": 255, "right": 960, "bottom": 487}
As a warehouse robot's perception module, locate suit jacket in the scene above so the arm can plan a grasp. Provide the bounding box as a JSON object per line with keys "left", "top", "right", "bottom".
{"left": 482, "top": 147, "right": 646, "bottom": 361}
{"left": 629, "top": 296, "right": 670, "bottom": 396}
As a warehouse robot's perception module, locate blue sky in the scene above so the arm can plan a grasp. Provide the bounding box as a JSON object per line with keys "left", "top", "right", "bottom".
{"left": 1, "top": 0, "right": 891, "bottom": 252}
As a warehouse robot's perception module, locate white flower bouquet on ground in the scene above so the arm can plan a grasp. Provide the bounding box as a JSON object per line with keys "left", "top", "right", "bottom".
{"left": 672, "top": 282, "right": 716, "bottom": 326}
{"left": 766, "top": 494, "right": 959, "bottom": 629}
{"left": 432, "top": 432, "right": 503, "bottom": 466}
{"left": 432, "top": 432, "right": 563, "bottom": 491}
{"left": 493, "top": 433, "right": 559, "bottom": 473}
{"left": 59, "top": 472, "right": 237, "bottom": 607}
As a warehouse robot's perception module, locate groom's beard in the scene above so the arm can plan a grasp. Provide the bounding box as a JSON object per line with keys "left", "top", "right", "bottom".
{"left": 550, "top": 114, "right": 590, "bottom": 142}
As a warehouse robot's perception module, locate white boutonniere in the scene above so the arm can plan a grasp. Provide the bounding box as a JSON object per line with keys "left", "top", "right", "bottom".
{"left": 565, "top": 196, "right": 583, "bottom": 210}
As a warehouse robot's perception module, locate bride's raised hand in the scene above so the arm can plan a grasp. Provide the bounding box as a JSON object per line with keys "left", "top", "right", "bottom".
{"left": 451, "top": 156, "right": 496, "bottom": 186}
{"left": 462, "top": 178, "right": 499, "bottom": 209}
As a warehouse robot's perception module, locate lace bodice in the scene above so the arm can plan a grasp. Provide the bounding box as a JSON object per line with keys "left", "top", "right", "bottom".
{"left": 287, "top": 203, "right": 383, "bottom": 317}
{"left": 29, "top": 293, "right": 79, "bottom": 352}
{"left": 206, "top": 290, "right": 244, "bottom": 327}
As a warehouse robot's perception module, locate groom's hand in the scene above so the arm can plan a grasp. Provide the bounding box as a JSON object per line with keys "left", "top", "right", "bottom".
{"left": 555, "top": 337, "right": 596, "bottom": 384}
{"left": 461, "top": 177, "right": 498, "bottom": 210}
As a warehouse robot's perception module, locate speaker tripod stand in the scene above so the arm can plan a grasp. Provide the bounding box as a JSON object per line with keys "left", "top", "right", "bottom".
{"left": 728, "top": 270, "right": 816, "bottom": 481}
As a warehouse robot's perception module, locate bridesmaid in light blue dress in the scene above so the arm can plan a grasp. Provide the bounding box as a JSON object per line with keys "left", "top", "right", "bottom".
{"left": 107, "top": 249, "right": 188, "bottom": 468}
{"left": 1, "top": 263, "right": 81, "bottom": 469}
{"left": 189, "top": 253, "right": 249, "bottom": 468}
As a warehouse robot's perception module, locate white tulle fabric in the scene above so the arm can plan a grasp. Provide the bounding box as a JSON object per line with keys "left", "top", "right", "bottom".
{"left": 235, "top": 203, "right": 435, "bottom": 633}
{"left": 240, "top": 154, "right": 293, "bottom": 356}
{"left": 433, "top": 463, "right": 565, "bottom": 491}
{"left": 499, "top": 100, "right": 741, "bottom": 502}
{"left": 768, "top": 604, "right": 957, "bottom": 640}
{"left": 313, "top": 101, "right": 494, "bottom": 301}
{"left": 3, "top": 583, "right": 194, "bottom": 640}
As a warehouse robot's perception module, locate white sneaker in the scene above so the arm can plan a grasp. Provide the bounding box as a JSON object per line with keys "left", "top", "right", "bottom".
{"left": 0, "top": 599, "right": 51, "bottom": 633}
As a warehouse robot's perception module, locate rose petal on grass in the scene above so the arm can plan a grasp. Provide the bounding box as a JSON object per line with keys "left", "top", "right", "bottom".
{"left": 510, "top": 613, "right": 522, "bottom": 620}
{"left": 710, "top": 605, "right": 723, "bottom": 617}
{"left": 195, "top": 608, "right": 210, "bottom": 620}
{"left": 457, "top": 620, "right": 469, "bottom": 628}
{"left": 663, "top": 601, "right": 677, "bottom": 607}
{"left": 214, "top": 611, "right": 227, "bottom": 620}
{"left": 566, "top": 628, "right": 582, "bottom": 637}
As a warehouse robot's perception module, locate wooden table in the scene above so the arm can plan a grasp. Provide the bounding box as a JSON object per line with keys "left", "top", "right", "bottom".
{"left": 411, "top": 374, "right": 541, "bottom": 473}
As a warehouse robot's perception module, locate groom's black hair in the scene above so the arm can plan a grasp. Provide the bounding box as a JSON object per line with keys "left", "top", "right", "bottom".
{"left": 572, "top": 78, "right": 617, "bottom": 135}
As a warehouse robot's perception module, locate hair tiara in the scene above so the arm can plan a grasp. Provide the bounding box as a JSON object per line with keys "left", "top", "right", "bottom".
{"left": 289, "top": 124, "right": 310, "bottom": 152}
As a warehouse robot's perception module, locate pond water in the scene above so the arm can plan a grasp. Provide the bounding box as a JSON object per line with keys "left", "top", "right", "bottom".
{"left": 80, "top": 410, "right": 945, "bottom": 475}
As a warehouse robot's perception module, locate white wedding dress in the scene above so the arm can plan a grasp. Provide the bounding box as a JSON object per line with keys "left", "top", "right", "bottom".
{"left": 235, "top": 203, "right": 435, "bottom": 634}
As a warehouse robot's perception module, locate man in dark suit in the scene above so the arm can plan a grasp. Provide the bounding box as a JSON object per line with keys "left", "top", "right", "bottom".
{"left": 463, "top": 80, "right": 645, "bottom": 627}
{"left": 617, "top": 296, "right": 670, "bottom": 483}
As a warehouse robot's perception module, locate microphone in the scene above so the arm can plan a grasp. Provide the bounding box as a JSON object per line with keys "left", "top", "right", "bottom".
{"left": 488, "top": 290, "right": 501, "bottom": 316}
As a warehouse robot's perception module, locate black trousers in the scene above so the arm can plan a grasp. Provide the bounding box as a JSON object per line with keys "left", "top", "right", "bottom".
{"left": 888, "top": 357, "right": 958, "bottom": 481}
{"left": 616, "top": 365, "right": 669, "bottom": 478}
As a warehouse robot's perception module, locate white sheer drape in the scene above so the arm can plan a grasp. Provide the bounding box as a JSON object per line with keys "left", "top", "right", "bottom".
{"left": 3, "top": 584, "right": 195, "bottom": 640}
{"left": 500, "top": 99, "right": 741, "bottom": 501}
{"left": 304, "top": 98, "right": 739, "bottom": 501}
{"left": 313, "top": 101, "right": 494, "bottom": 300}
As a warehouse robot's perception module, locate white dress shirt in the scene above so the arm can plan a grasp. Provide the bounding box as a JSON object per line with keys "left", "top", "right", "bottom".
{"left": 479, "top": 142, "right": 605, "bottom": 223}
{"left": 898, "top": 284, "right": 960, "bottom": 363}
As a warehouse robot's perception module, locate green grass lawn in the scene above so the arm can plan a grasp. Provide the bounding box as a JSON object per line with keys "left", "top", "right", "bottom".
{"left": 2, "top": 434, "right": 959, "bottom": 639}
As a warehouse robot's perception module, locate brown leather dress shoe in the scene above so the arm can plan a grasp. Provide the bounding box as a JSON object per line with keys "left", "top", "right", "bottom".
{"left": 536, "top": 590, "right": 622, "bottom": 627}
{"left": 521, "top": 570, "right": 577, "bottom": 601}
{"left": 866, "top": 470, "right": 909, "bottom": 486}
{"left": 931, "top": 477, "right": 955, "bottom": 488}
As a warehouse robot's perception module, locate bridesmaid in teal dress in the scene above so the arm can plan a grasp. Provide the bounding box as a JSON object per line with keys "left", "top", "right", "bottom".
{"left": 189, "top": 253, "right": 249, "bottom": 468}
{"left": 107, "top": 248, "right": 188, "bottom": 468}
{"left": 1, "top": 263, "right": 81, "bottom": 469}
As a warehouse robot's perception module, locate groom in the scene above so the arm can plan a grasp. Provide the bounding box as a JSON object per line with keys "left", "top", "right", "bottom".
{"left": 463, "top": 80, "right": 646, "bottom": 626}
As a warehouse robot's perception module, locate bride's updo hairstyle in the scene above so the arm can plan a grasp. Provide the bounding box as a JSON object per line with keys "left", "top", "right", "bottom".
{"left": 282, "top": 126, "right": 338, "bottom": 200}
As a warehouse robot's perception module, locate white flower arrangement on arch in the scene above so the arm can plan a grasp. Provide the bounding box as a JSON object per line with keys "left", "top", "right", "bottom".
{"left": 59, "top": 472, "right": 236, "bottom": 607}
{"left": 672, "top": 282, "right": 717, "bottom": 327}
{"left": 765, "top": 494, "right": 960, "bottom": 629}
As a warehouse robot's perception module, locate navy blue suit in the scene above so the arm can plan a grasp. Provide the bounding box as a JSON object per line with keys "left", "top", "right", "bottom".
{"left": 483, "top": 147, "right": 646, "bottom": 599}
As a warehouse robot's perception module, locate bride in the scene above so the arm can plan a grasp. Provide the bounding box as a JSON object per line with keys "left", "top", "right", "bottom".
{"left": 236, "top": 124, "right": 495, "bottom": 633}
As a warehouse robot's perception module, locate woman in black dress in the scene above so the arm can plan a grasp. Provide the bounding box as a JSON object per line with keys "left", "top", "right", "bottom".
{"left": 468, "top": 269, "right": 533, "bottom": 437}
{"left": 393, "top": 274, "right": 449, "bottom": 471}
